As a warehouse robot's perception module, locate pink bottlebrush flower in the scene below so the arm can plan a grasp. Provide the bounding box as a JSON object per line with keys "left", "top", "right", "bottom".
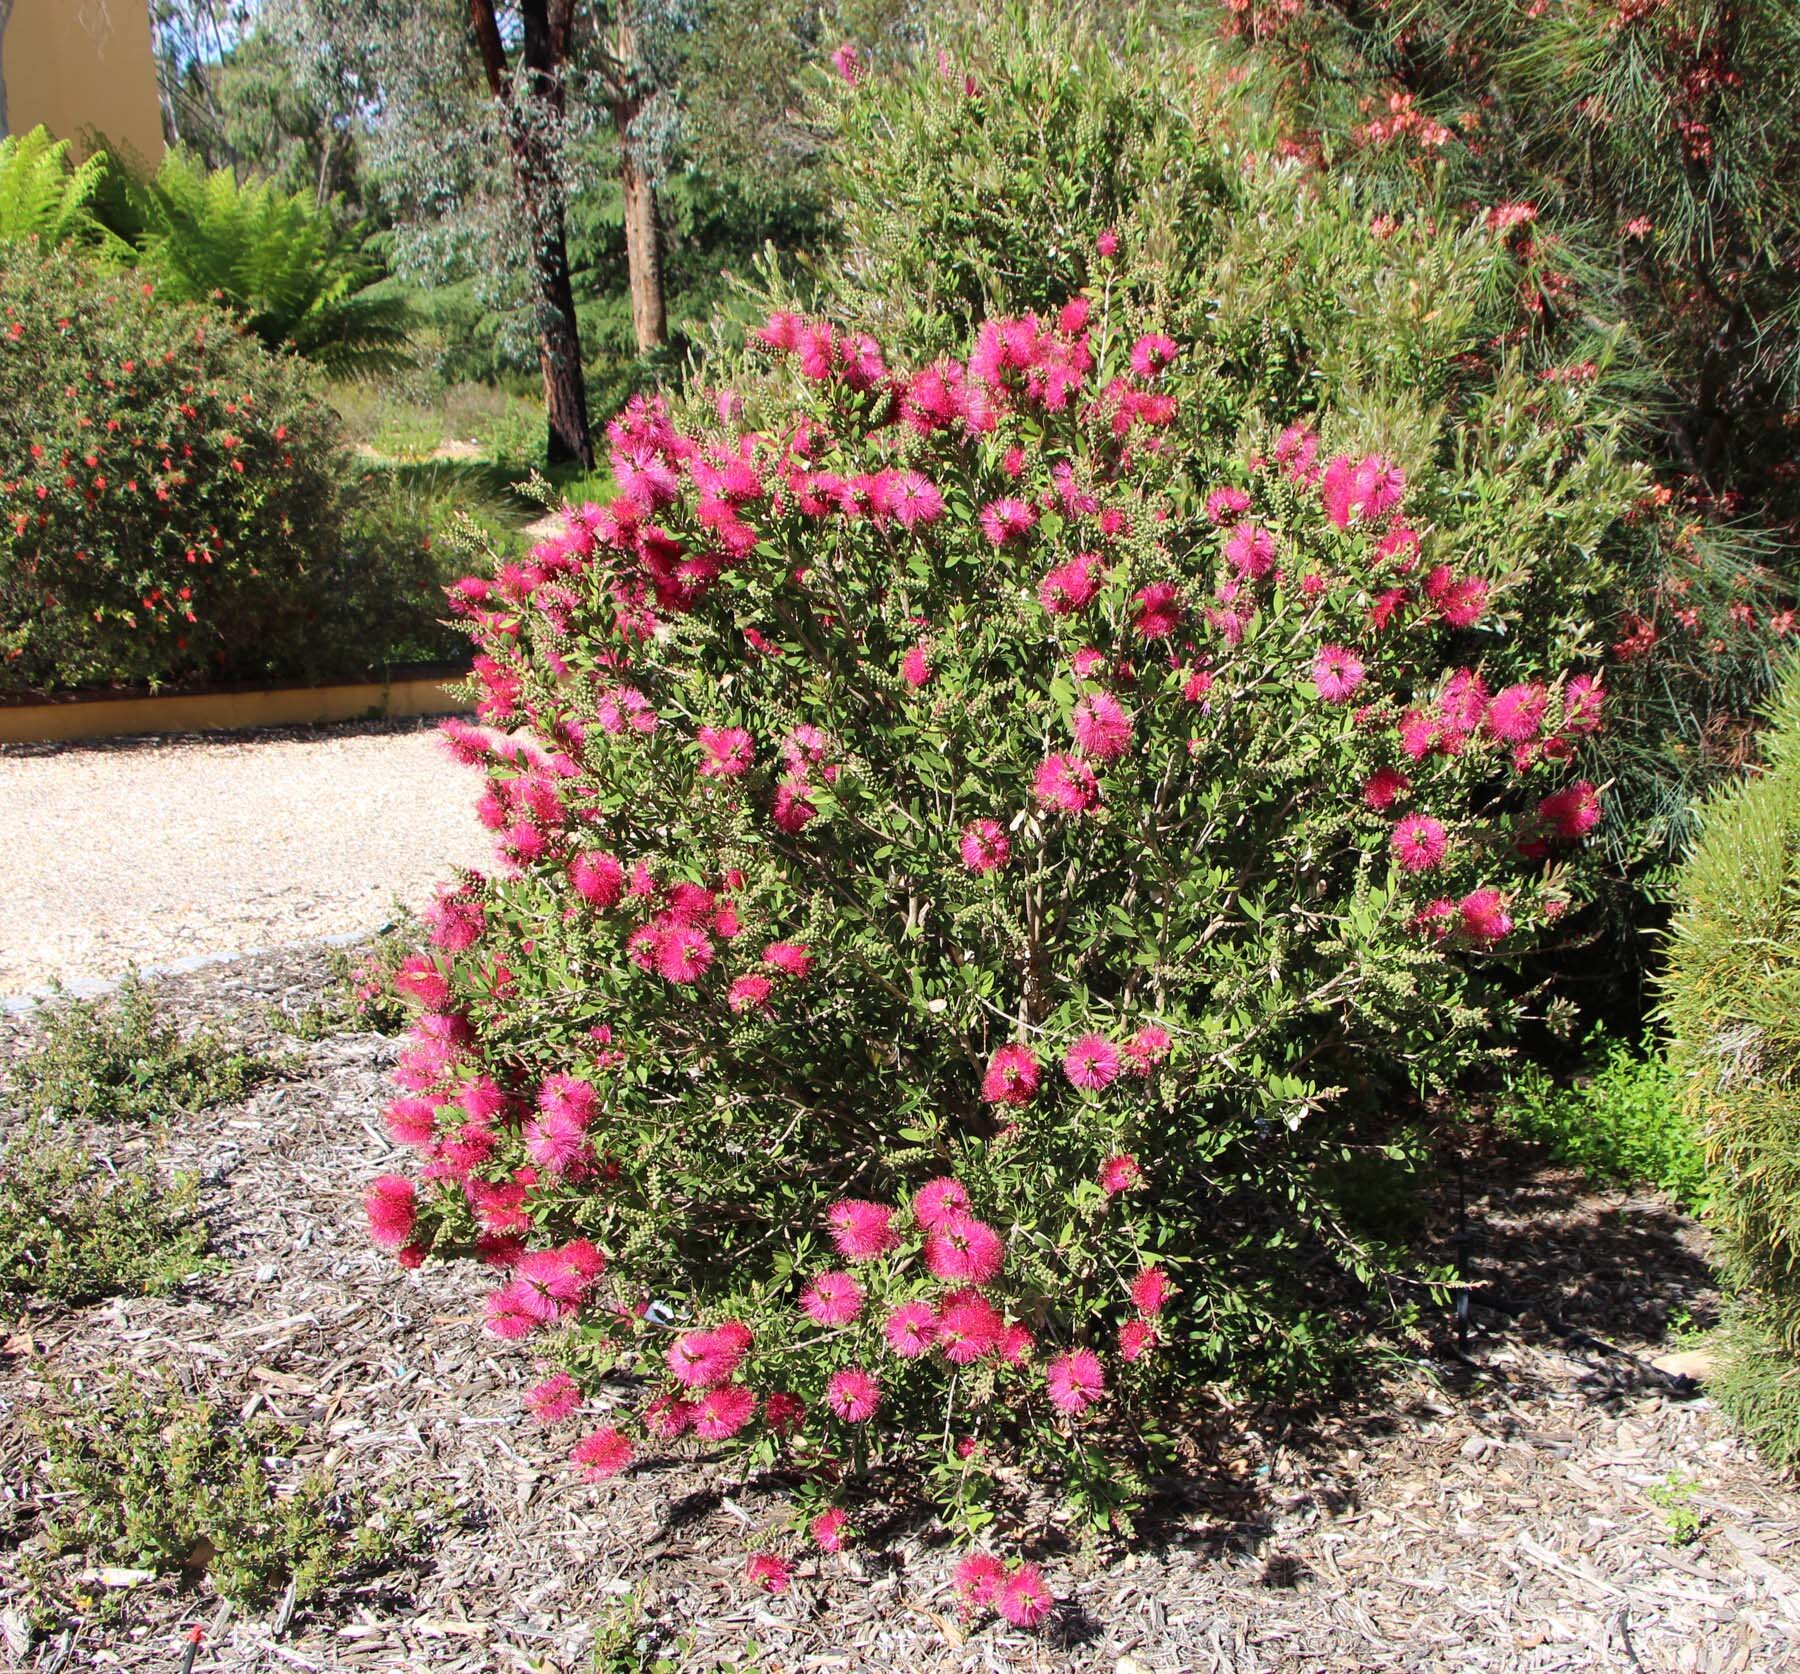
{"left": 570, "top": 851, "right": 626, "bottom": 907}
{"left": 1206, "top": 485, "right": 1251, "bottom": 524}
{"left": 1034, "top": 753, "right": 1099, "bottom": 813}
{"left": 981, "top": 1043, "right": 1041, "bottom": 1106}
{"left": 1099, "top": 1154, "right": 1142, "bottom": 1195}
{"left": 824, "top": 1367, "right": 881, "bottom": 1423}
{"left": 1063, "top": 1033, "right": 1121, "bottom": 1090}
{"left": 693, "top": 1383, "right": 758, "bottom": 1439}
{"left": 538, "top": 1075, "right": 597, "bottom": 1129}
{"left": 885, "top": 1300, "right": 939, "bottom": 1358}
{"left": 364, "top": 1176, "right": 417, "bottom": 1250}
{"left": 525, "top": 1372, "right": 582, "bottom": 1425}
{"left": 1436, "top": 574, "right": 1489, "bottom": 627}
{"left": 811, "top": 1508, "right": 850, "bottom": 1552}
{"left": 1071, "top": 692, "right": 1133, "bottom": 760}
{"left": 641, "top": 1392, "right": 695, "bottom": 1440}
{"left": 978, "top": 497, "right": 1037, "bottom": 546}
{"left": 889, "top": 469, "right": 945, "bottom": 529}
{"left": 697, "top": 725, "right": 754, "bottom": 778}
{"left": 1391, "top": 813, "right": 1449, "bottom": 872}
{"left": 998, "top": 1563, "right": 1053, "bottom": 1628}
{"left": 924, "top": 1214, "right": 1005, "bottom": 1286}
{"left": 728, "top": 973, "right": 773, "bottom": 1013}
{"left": 901, "top": 642, "right": 932, "bottom": 688}
{"left": 954, "top": 1552, "right": 1008, "bottom": 1611}
{"left": 1313, "top": 644, "right": 1366, "bottom": 703}
{"left": 1045, "top": 1348, "right": 1105, "bottom": 1415}
{"left": 1130, "top": 1264, "right": 1173, "bottom": 1316}
{"left": 1122, "top": 1025, "right": 1171, "bottom": 1075}
{"left": 1129, "top": 332, "right": 1178, "bottom": 377}
{"left": 764, "top": 1391, "right": 806, "bottom": 1433}
{"left": 571, "top": 1426, "right": 632, "bottom": 1481}
{"left": 425, "top": 888, "right": 485, "bottom": 953}
{"left": 938, "top": 1291, "right": 1004, "bottom": 1364}
{"left": 830, "top": 40, "right": 862, "bottom": 83}
{"left": 913, "top": 1176, "right": 973, "bottom": 1228}
{"left": 746, "top": 1551, "right": 792, "bottom": 1594}
{"left": 1096, "top": 227, "right": 1120, "bottom": 258}
{"left": 1363, "top": 767, "right": 1411, "bottom": 810}
{"left": 771, "top": 777, "right": 818, "bottom": 833}
{"left": 1225, "top": 521, "right": 1276, "bottom": 579}
{"left": 485, "top": 1278, "right": 558, "bottom": 1340}
{"left": 1072, "top": 647, "right": 1109, "bottom": 679}
{"left": 996, "top": 1322, "right": 1035, "bottom": 1364}
{"left": 393, "top": 955, "right": 450, "bottom": 1009}
{"left": 524, "top": 1113, "right": 586, "bottom": 1175}
{"left": 827, "top": 1198, "right": 898, "bottom": 1261}
{"left": 801, "top": 1270, "right": 864, "bottom": 1326}
{"left": 1539, "top": 781, "right": 1602, "bottom": 840}
{"left": 1038, "top": 554, "right": 1104, "bottom": 615}
{"left": 655, "top": 921, "right": 714, "bottom": 983}
{"left": 1563, "top": 674, "right": 1605, "bottom": 733}
{"left": 762, "top": 940, "right": 813, "bottom": 977}
{"left": 385, "top": 1097, "right": 439, "bottom": 1148}
{"left": 1459, "top": 888, "right": 1513, "bottom": 944}
{"left": 1486, "top": 682, "right": 1548, "bottom": 743}
{"left": 960, "top": 818, "right": 1012, "bottom": 873}
{"left": 1119, "top": 1319, "right": 1158, "bottom": 1362}
{"left": 667, "top": 1328, "right": 743, "bottom": 1389}
{"left": 1274, "top": 421, "right": 1320, "bottom": 479}
{"left": 1131, "top": 581, "right": 1183, "bottom": 639}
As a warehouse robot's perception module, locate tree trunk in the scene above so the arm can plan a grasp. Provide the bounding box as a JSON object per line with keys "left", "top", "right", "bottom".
{"left": 618, "top": 128, "right": 667, "bottom": 353}
{"left": 470, "top": 0, "right": 594, "bottom": 469}
{"left": 610, "top": 2, "right": 667, "bottom": 354}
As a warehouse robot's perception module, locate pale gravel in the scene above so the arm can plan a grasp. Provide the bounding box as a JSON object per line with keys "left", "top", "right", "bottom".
{"left": 0, "top": 720, "right": 487, "bottom": 995}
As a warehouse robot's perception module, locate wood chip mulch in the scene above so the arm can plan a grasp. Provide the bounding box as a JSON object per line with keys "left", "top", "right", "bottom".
{"left": 2, "top": 948, "right": 1797, "bottom": 1672}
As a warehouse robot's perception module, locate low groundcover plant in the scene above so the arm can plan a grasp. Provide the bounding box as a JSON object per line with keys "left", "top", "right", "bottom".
{"left": 363, "top": 269, "right": 1609, "bottom": 1624}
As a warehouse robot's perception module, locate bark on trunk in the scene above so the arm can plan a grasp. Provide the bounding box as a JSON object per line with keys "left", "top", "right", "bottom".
{"left": 470, "top": 0, "right": 594, "bottom": 469}
{"left": 610, "top": 2, "right": 667, "bottom": 355}
{"left": 618, "top": 129, "right": 667, "bottom": 353}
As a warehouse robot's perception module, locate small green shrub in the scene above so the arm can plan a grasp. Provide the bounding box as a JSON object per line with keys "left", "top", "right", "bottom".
{"left": 1663, "top": 667, "right": 1800, "bottom": 1461}
{"left": 1495, "top": 1035, "right": 1707, "bottom": 1207}
{"left": 30, "top": 1374, "right": 438, "bottom": 1609}
{"left": 280, "top": 921, "right": 419, "bottom": 1040}
{"left": 9, "top": 976, "right": 269, "bottom": 1124}
{"left": 0, "top": 1123, "right": 212, "bottom": 1305}
{"left": 0, "top": 242, "right": 458, "bottom": 694}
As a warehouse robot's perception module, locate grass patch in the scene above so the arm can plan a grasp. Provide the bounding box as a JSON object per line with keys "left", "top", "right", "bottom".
{"left": 26, "top": 1373, "right": 442, "bottom": 1618}
{"left": 1494, "top": 1033, "right": 1708, "bottom": 1209}
{"left": 8, "top": 975, "right": 271, "bottom": 1125}
{"left": 0, "top": 1121, "right": 213, "bottom": 1306}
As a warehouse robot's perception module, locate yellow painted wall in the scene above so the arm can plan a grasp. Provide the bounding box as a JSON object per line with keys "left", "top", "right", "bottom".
{"left": 3, "top": 0, "right": 164, "bottom": 164}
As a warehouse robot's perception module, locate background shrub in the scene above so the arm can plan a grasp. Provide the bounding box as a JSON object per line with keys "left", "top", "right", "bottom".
{"left": 1663, "top": 666, "right": 1800, "bottom": 1461}
{"left": 1494, "top": 1033, "right": 1705, "bottom": 1208}
{"left": 0, "top": 242, "right": 459, "bottom": 693}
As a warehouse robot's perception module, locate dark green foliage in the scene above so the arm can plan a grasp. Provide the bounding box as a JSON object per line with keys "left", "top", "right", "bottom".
{"left": 8, "top": 976, "right": 270, "bottom": 1125}
{"left": 1663, "top": 665, "right": 1800, "bottom": 1458}
{"left": 115, "top": 151, "right": 413, "bottom": 378}
{"left": 0, "top": 1124, "right": 212, "bottom": 1306}
{"left": 0, "top": 243, "right": 460, "bottom": 694}
{"left": 30, "top": 1374, "right": 438, "bottom": 1608}
{"left": 1494, "top": 1034, "right": 1707, "bottom": 1206}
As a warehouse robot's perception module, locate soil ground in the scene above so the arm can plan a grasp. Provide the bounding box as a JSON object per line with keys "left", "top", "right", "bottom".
{"left": 2, "top": 949, "right": 1797, "bottom": 1673}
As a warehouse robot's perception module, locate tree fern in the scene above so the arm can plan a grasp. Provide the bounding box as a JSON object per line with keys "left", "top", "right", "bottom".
{"left": 126, "top": 150, "right": 414, "bottom": 378}
{"left": 0, "top": 127, "right": 134, "bottom": 258}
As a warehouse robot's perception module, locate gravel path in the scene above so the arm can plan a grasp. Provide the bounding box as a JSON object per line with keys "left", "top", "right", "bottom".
{"left": 0, "top": 721, "right": 486, "bottom": 996}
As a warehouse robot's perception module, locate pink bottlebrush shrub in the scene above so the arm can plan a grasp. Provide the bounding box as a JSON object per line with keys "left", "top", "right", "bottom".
{"left": 370, "top": 291, "right": 1614, "bottom": 1610}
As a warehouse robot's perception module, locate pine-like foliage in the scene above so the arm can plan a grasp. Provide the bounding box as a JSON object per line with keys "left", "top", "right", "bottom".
{"left": 1663, "top": 665, "right": 1800, "bottom": 1462}
{"left": 118, "top": 151, "right": 414, "bottom": 378}
{"left": 0, "top": 127, "right": 134, "bottom": 259}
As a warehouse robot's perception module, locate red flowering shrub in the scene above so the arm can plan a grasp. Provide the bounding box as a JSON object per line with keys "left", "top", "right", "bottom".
{"left": 0, "top": 242, "right": 454, "bottom": 693}
{"left": 368, "top": 272, "right": 1624, "bottom": 1610}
